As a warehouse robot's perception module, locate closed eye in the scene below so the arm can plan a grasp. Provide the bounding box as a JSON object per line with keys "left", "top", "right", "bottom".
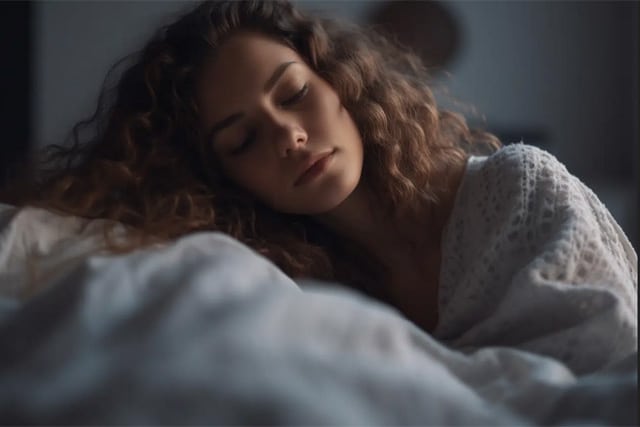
{"left": 230, "top": 129, "right": 257, "bottom": 156}
{"left": 281, "top": 83, "right": 309, "bottom": 107}
{"left": 228, "top": 83, "right": 309, "bottom": 156}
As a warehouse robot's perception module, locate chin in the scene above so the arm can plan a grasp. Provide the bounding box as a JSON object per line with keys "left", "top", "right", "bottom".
{"left": 270, "top": 163, "right": 362, "bottom": 215}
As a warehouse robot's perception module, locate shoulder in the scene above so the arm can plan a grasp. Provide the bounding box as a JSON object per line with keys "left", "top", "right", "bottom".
{"left": 463, "top": 143, "right": 579, "bottom": 212}
{"left": 459, "top": 143, "right": 636, "bottom": 271}
{"left": 447, "top": 142, "right": 596, "bottom": 261}
{"left": 479, "top": 143, "right": 570, "bottom": 184}
{"left": 458, "top": 143, "right": 571, "bottom": 210}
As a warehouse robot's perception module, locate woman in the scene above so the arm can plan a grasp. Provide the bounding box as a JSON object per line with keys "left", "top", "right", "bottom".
{"left": 6, "top": 0, "right": 636, "bottom": 370}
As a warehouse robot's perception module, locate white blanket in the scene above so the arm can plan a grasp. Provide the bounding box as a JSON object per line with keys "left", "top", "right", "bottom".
{"left": 0, "top": 204, "right": 636, "bottom": 425}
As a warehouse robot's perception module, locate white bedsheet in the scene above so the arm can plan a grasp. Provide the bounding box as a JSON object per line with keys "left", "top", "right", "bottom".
{"left": 0, "top": 205, "right": 637, "bottom": 425}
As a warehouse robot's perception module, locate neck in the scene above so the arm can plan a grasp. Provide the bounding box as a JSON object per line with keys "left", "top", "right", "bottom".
{"left": 312, "top": 166, "right": 464, "bottom": 272}
{"left": 313, "top": 186, "right": 435, "bottom": 271}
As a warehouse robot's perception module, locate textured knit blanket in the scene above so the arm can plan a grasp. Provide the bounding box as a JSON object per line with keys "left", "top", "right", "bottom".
{"left": 436, "top": 143, "right": 637, "bottom": 375}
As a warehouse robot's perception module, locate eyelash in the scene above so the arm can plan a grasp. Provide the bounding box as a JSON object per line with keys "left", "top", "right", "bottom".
{"left": 281, "top": 83, "right": 309, "bottom": 107}
{"left": 230, "top": 83, "right": 309, "bottom": 156}
{"left": 231, "top": 129, "right": 257, "bottom": 155}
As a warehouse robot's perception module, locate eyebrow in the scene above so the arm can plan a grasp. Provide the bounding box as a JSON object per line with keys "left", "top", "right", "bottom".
{"left": 206, "top": 61, "right": 298, "bottom": 145}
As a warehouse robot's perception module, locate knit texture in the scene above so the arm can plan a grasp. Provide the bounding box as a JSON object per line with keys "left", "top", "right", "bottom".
{"left": 435, "top": 143, "right": 637, "bottom": 375}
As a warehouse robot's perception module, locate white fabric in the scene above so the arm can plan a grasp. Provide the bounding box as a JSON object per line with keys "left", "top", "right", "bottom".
{"left": 0, "top": 143, "right": 636, "bottom": 424}
{"left": 0, "top": 203, "right": 125, "bottom": 301}
{"left": 435, "top": 143, "right": 637, "bottom": 375}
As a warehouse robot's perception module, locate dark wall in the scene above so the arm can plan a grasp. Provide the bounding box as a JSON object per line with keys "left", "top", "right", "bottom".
{"left": 0, "top": 2, "right": 31, "bottom": 188}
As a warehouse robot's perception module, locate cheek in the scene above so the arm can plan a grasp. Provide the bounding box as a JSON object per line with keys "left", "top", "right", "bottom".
{"left": 306, "top": 83, "right": 342, "bottom": 129}
{"left": 227, "top": 155, "right": 280, "bottom": 198}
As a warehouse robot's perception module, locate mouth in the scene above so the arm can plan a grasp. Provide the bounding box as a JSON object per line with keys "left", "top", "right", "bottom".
{"left": 294, "top": 150, "right": 335, "bottom": 187}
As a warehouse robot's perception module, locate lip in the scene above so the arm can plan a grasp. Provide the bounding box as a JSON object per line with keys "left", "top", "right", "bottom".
{"left": 294, "top": 150, "right": 335, "bottom": 187}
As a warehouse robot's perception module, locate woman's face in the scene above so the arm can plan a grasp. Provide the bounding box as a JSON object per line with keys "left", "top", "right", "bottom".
{"left": 197, "top": 31, "right": 364, "bottom": 214}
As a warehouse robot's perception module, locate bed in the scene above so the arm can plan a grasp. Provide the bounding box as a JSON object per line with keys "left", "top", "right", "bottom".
{"left": 0, "top": 203, "right": 636, "bottom": 425}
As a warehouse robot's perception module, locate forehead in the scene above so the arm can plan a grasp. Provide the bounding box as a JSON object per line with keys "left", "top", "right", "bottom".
{"left": 198, "top": 32, "right": 305, "bottom": 118}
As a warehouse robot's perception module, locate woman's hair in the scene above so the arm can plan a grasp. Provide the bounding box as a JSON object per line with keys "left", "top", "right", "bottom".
{"left": 8, "top": 0, "right": 500, "bottom": 299}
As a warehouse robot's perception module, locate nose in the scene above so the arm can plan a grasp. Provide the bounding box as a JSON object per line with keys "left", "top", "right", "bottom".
{"left": 270, "top": 117, "right": 308, "bottom": 158}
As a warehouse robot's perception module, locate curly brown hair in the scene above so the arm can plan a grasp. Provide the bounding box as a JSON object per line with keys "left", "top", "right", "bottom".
{"left": 8, "top": 0, "right": 500, "bottom": 300}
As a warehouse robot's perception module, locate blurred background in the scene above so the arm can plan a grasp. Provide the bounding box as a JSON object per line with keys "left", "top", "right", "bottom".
{"left": 1, "top": 0, "right": 637, "bottom": 250}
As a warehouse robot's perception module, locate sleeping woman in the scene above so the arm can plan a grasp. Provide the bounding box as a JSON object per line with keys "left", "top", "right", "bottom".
{"left": 6, "top": 0, "right": 636, "bottom": 374}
